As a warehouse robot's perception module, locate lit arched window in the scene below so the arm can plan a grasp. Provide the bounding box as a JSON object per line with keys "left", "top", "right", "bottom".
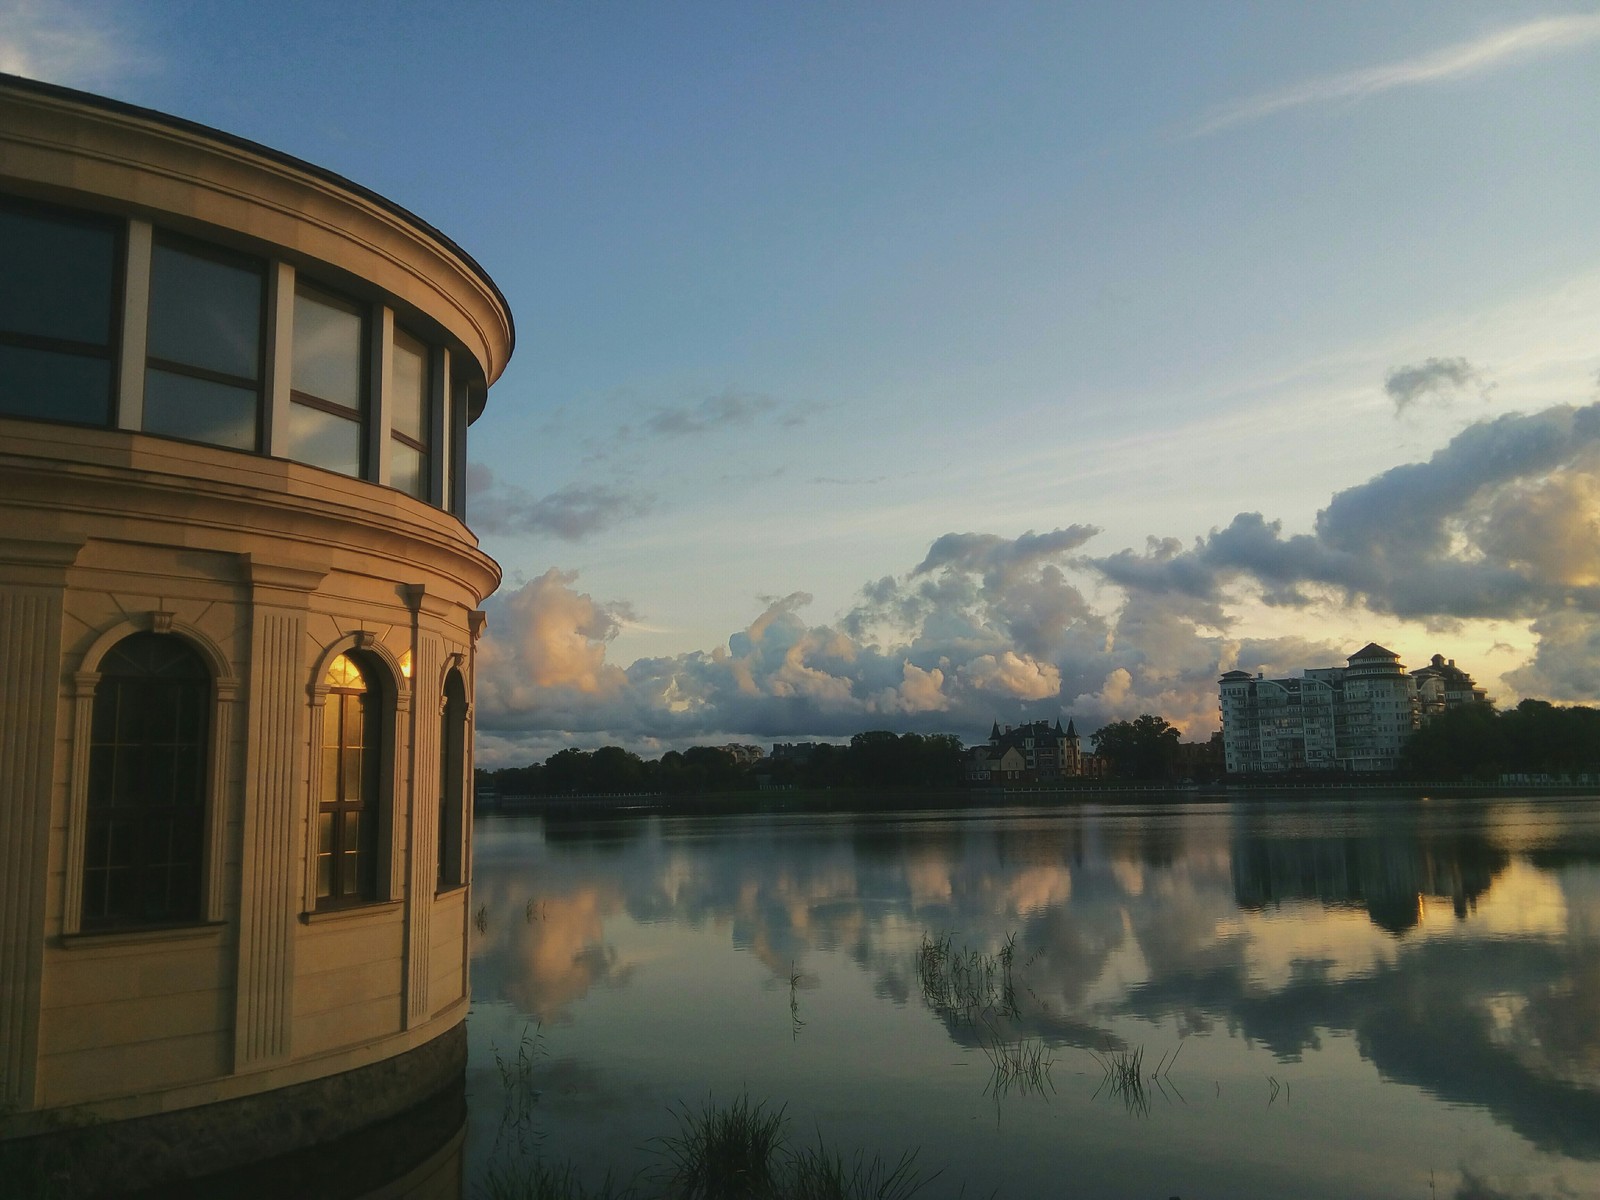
{"left": 83, "top": 633, "right": 209, "bottom": 929}
{"left": 318, "top": 652, "right": 380, "bottom": 905}
{"left": 438, "top": 669, "right": 466, "bottom": 889}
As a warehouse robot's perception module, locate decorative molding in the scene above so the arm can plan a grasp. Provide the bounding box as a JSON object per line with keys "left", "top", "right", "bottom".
{"left": 234, "top": 608, "right": 305, "bottom": 1069}
{"left": 0, "top": 586, "right": 68, "bottom": 1108}
{"left": 468, "top": 610, "right": 487, "bottom": 642}
{"left": 150, "top": 610, "right": 175, "bottom": 634}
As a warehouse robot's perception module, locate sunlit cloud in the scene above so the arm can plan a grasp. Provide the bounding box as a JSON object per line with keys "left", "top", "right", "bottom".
{"left": 1195, "top": 15, "right": 1600, "bottom": 135}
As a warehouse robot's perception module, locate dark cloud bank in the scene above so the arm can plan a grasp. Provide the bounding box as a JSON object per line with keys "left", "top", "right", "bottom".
{"left": 477, "top": 399, "right": 1600, "bottom": 762}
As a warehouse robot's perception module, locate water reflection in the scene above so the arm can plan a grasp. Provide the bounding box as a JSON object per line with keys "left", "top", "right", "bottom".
{"left": 469, "top": 798, "right": 1600, "bottom": 1197}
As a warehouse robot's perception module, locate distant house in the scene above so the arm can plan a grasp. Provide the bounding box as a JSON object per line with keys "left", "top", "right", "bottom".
{"left": 1411, "top": 654, "right": 1489, "bottom": 723}
{"left": 965, "top": 744, "right": 1026, "bottom": 782}
{"left": 968, "top": 718, "right": 1106, "bottom": 782}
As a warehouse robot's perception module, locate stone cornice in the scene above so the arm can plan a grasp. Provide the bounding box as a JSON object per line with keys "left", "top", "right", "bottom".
{"left": 1, "top": 423, "right": 501, "bottom": 604}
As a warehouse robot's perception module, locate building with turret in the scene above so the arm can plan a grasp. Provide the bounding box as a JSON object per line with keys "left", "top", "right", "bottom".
{"left": 1220, "top": 643, "right": 1464, "bottom": 775}
{"left": 0, "top": 72, "right": 511, "bottom": 1192}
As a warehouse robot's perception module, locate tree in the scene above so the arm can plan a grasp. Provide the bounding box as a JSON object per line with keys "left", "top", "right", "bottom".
{"left": 1092, "top": 714, "right": 1181, "bottom": 780}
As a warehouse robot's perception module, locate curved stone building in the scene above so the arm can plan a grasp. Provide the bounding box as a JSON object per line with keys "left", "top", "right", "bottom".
{"left": 0, "top": 72, "right": 511, "bottom": 1191}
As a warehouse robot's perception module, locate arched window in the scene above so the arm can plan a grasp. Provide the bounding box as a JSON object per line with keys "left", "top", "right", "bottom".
{"left": 83, "top": 633, "right": 209, "bottom": 929}
{"left": 438, "top": 669, "right": 466, "bottom": 889}
{"left": 318, "top": 653, "right": 380, "bottom": 906}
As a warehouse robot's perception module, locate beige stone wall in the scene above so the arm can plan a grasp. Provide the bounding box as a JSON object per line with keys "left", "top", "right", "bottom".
{"left": 2, "top": 418, "right": 496, "bottom": 1122}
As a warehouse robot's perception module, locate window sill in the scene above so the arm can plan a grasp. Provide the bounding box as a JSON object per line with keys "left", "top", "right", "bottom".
{"left": 59, "top": 920, "right": 226, "bottom": 949}
{"left": 299, "top": 898, "right": 403, "bottom": 925}
{"left": 434, "top": 882, "right": 467, "bottom": 899}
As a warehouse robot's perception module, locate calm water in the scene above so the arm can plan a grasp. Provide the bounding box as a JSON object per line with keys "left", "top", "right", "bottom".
{"left": 463, "top": 796, "right": 1600, "bottom": 1199}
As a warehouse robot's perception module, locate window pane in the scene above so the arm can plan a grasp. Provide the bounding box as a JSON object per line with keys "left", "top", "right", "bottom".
{"left": 0, "top": 343, "right": 113, "bottom": 425}
{"left": 0, "top": 206, "right": 116, "bottom": 345}
{"left": 147, "top": 240, "right": 262, "bottom": 379}
{"left": 391, "top": 441, "right": 426, "bottom": 500}
{"left": 292, "top": 288, "right": 363, "bottom": 410}
{"left": 390, "top": 329, "right": 427, "bottom": 441}
{"left": 144, "top": 368, "right": 258, "bottom": 450}
{"left": 84, "top": 634, "right": 208, "bottom": 930}
{"left": 287, "top": 402, "right": 362, "bottom": 476}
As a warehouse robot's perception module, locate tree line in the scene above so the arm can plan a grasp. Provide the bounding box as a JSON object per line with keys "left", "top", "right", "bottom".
{"left": 477, "top": 730, "right": 967, "bottom": 796}
{"left": 1403, "top": 699, "right": 1600, "bottom": 781}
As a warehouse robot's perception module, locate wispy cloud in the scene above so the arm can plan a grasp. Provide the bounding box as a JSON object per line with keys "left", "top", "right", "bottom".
{"left": 468, "top": 466, "right": 653, "bottom": 541}
{"left": 1385, "top": 356, "right": 1486, "bottom": 415}
{"left": 0, "top": 0, "right": 151, "bottom": 89}
{"left": 646, "top": 390, "right": 779, "bottom": 437}
{"left": 1195, "top": 15, "right": 1600, "bottom": 135}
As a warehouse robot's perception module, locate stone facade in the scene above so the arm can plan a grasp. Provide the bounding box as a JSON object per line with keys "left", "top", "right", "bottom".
{"left": 0, "top": 72, "right": 512, "bottom": 1186}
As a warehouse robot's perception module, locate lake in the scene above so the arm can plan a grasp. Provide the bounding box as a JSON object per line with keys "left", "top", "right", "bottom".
{"left": 462, "top": 795, "right": 1600, "bottom": 1198}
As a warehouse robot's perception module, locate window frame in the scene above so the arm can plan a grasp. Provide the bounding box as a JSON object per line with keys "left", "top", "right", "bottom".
{"left": 304, "top": 635, "right": 408, "bottom": 915}
{"left": 437, "top": 668, "right": 467, "bottom": 892}
{"left": 142, "top": 231, "right": 268, "bottom": 452}
{"left": 63, "top": 615, "right": 236, "bottom": 938}
{"left": 0, "top": 196, "right": 125, "bottom": 429}
{"left": 287, "top": 279, "right": 370, "bottom": 478}
{"left": 388, "top": 324, "right": 432, "bottom": 501}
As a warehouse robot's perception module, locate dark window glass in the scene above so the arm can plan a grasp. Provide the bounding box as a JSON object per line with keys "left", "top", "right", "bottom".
{"left": 288, "top": 285, "right": 366, "bottom": 476}
{"left": 144, "top": 236, "right": 263, "bottom": 450}
{"left": 318, "top": 653, "right": 380, "bottom": 907}
{"left": 143, "top": 368, "right": 259, "bottom": 449}
{"left": 0, "top": 344, "right": 113, "bottom": 424}
{"left": 390, "top": 328, "right": 429, "bottom": 500}
{"left": 82, "top": 633, "right": 209, "bottom": 930}
{"left": 0, "top": 201, "right": 118, "bottom": 426}
{"left": 438, "top": 670, "right": 466, "bottom": 889}
{"left": 147, "top": 240, "right": 262, "bottom": 379}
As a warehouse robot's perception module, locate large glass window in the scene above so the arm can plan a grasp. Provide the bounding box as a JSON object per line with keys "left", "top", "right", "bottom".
{"left": 144, "top": 236, "right": 264, "bottom": 450}
{"left": 390, "top": 327, "right": 429, "bottom": 500}
{"left": 438, "top": 669, "right": 466, "bottom": 889}
{"left": 82, "top": 633, "right": 209, "bottom": 930}
{"left": 289, "top": 283, "right": 367, "bottom": 476}
{"left": 0, "top": 200, "right": 119, "bottom": 426}
{"left": 318, "top": 653, "right": 380, "bottom": 906}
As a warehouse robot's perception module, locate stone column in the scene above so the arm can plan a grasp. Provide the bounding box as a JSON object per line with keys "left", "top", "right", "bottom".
{"left": 0, "top": 536, "right": 83, "bottom": 1110}
{"left": 233, "top": 555, "right": 327, "bottom": 1070}
{"left": 401, "top": 585, "right": 449, "bottom": 1027}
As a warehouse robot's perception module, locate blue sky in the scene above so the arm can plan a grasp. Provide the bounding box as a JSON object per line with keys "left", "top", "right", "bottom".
{"left": 10, "top": 1, "right": 1600, "bottom": 762}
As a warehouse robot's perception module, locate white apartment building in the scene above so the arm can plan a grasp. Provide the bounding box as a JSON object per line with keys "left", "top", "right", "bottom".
{"left": 1220, "top": 643, "right": 1430, "bottom": 775}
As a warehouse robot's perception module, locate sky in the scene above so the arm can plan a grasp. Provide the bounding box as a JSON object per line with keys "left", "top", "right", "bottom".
{"left": 8, "top": 0, "right": 1600, "bottom": 764}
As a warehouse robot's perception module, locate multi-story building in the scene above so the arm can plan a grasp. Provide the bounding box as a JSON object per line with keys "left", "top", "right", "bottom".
{"left": 1220, "top": 643, "right": 1448, "bottom": 775}
{"left": 0, "top": 73, "right": 512, "bottom": 1191}
{"left": 1412, "top": 654, "right": 1489, "bottom": 723}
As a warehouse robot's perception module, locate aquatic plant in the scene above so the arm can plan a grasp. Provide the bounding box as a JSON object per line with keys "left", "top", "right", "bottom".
{"left": 915, "top": 931, "right": 1019, "bottom": 1024}
{"left": 654, "top": 1093, "right": 787, "bottom": 1198}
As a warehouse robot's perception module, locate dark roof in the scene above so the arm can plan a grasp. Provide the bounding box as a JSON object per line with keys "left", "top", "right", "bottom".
{"left": 1349, "top": 642, "right": 1399, "bottom": 661}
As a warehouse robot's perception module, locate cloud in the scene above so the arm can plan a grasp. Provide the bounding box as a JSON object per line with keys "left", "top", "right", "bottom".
{"left": 1195, "top": 15, "right": 1600, "bottom": 134}
{"left": 468, "top": 465, "right": 652, "bottom": 540}
{"left": 0, "top": 0, "right": 149, "bottom": 88}
{"left": 477, "top": 394, "right": 1600, "bottom": 762}
{"left": 1385, "top": 357, "right": 1483, "bottom": 415}
{"left": 645, "top": 389, "right": 782, "bottom": 436}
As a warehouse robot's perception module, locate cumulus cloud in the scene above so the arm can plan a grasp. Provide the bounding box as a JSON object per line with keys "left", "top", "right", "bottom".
{"left": 1385, "top": 357, "right": 1483, "bottom": 414}
{"left": 468, "top": 465, "right": 652, "bottom": 540}
{"left": 0, "top": 0, "right": 149, "bottom": 88}
{"left": 1195, "top": 15, "right": 1600, "bottom": 135}
{"left": 476, "top": 396, "right": 1600, "bottom": 763}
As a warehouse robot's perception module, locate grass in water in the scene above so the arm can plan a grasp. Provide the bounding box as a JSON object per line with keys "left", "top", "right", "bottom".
{"left": 915, "top": 931, "right": 1019, "bottom": 1024}
{"left": 655, "top": 1093, "right": 787, "bottom": 1199}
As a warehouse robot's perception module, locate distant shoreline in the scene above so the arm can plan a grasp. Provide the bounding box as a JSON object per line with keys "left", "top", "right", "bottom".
{"left": 476, "top": 779, "right": 1600, "bottom": 818}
